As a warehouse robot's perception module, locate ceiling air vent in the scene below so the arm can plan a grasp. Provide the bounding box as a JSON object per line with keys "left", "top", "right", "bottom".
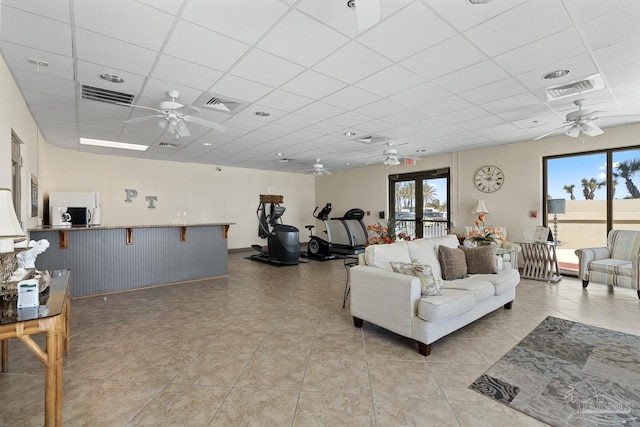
{"left": 81, "top": 84, "right": 135, "bottom": 105}
{"left": 158, "top": 142, "right": 180, "bottom": 149}
{"left": 354, "top": 134, "right": 388, "bottom": 144}
{"left": 545, "top": 74, "right": 604, "bottom": 101}
{"left": 193, "top": 92, "right": 247, "bottom": 114}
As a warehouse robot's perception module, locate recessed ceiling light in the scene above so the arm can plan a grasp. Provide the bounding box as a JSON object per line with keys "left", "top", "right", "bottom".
{"left": 276, "top": 152, "right": 284, "bottom": 156}
{"left": 416, "top": 149, "right": 426, "bottom": 153}
{"left": 80, "top": 138, "right": 148, "bottom": 151}
{"left": 99, "top": 73, "right": 124, "bottom": 83}
{"left": 204, "top": 142, "right": 212, "bottom": 146}
{"left": 255, "top": 111, "right": 270, "bottom": 117}
{"left": 277, "top": 158, "right": 290, "bottom": 163}
{"left": 344, "top": 131, "right": 356, "bottom": 136}
{"left": 542, "top": 69, "right": 569, "bottom": 80}
{"left": 467, "top": 0, "right": 494, "bottom": 4}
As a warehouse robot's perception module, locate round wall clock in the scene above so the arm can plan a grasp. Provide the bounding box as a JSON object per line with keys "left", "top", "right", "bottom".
{"left": 474, "top": 165, "right": 504, "bottom": 193}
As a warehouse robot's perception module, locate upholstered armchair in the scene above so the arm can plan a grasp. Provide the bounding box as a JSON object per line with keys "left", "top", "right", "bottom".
{"left": 464, "top": 226, "right": 521, "bottom": 270}
{"left": 575, "top": 230, "right": 640, "bottom": 299}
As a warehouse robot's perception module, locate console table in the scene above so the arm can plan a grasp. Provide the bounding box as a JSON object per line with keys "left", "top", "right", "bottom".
{"left": 0, "top": 270, "right": 71, "bottom": 427}
{"left": 518, "top": 241, "right": 562, "bottom": 282}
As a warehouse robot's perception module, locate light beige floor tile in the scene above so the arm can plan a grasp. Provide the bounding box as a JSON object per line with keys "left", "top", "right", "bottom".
{"left": 303, "top": 357, "right": 370, "bottom": 394}
{"left": 63, "top": 346, "right": 140, "bottom": 380}
{"left": 448, "top": 398, "right": 549, "bottom": 426}
{"left": 293, "top": 392, "right": 375, "bottom": 427}
{"left": 235, "top": 353, "right": 308, "bottom": 390}
{"left": 311, "top": 333, "right": 365, "bottom": 358}
{"left": 208, "top": 388, "right": 298, "bottom": 426}
{"left": 367, "top": 359, "right": 443, "bottom": 398}
{"left": 372, "top": 396, "right": 459, "bottom": 427}
{"left": 363, "top": 331, "right": 426, "bottom": 361}
{"left": 171, "top": 351, "right": 252, "bottom": 386}
{"left": 111, "top": 349, "right": 200, "bottom": 383}
{"left": 257, "top": 330, "right": 315, "bottom": 356}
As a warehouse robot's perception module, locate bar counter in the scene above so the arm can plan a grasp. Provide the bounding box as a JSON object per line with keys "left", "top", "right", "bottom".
{"left": 28, "top": 224, "right": 232, "bottom": 297}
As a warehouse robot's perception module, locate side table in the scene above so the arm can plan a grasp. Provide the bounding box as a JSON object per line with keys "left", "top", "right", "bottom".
{"left": 343, "top": 255, "right": 358, "bottom": 308}
{"left": 518, "top": 241, "right": 562, "bottom": 282}
{"left": 495, "top": 247, "right": 518, "bottom": 270}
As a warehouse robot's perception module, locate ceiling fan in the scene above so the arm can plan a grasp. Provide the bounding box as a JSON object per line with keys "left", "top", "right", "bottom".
{"left": 367, "top": 142, "right": 415, "bottom": 166}
{"left": 300, "top": 159, "right": 333, "bottom": 177}
{"left": 120, "top": 90, "right": 226, "bottom": 138}
{"left": 347, "top": 0, "right": 381, "bottom": 29}
{"left": 533, "top": 99, "right": 640, "bottom": 141}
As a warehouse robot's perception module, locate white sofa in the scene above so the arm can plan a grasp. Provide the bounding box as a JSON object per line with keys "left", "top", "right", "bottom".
{"left": 350, "top": 234, "right": 520, "bottom": 356}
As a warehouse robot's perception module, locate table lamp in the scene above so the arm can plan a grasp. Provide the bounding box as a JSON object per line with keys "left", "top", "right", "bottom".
{"left": 547, "top": 198, "right": 565, "bottom": 244}
{"left": 0, "top": 188, "right": 25, "bottom": 253}
{"left": 472, "top": 200, "right": 490, "bottom": 214}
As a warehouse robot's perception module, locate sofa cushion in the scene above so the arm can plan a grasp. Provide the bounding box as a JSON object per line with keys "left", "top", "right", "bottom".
{"left": 609, "top": 230, "right": 640, "bottom": 261}
{"left": 472, "top": 269, "right": 520, "bottom": 295}
{"left": 443, "top": 279, "right": 494, "bottom": 302}
{"left": 589, "top": 259, "right": 633, "bottom": 277}
{"left": 365, "top": 241, "right": 412, "bottom": 271}
{"left": 417, "top": 289, "right": 475, "bottom": 322}
{"left": 438, "top": 245, "right": 467, "bottom": 280}
{"left": 407, "top": 235, "right": 458, "bottom": 278}
{"left": 462, "top": 245, "right": 497, "bottom": 274}
{"left": 390, "top": 261, "right": 443, "bottom": 296}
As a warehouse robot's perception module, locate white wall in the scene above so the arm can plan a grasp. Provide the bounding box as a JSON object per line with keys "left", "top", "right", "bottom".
{"left": 39, "top": 142, "right": 315, "bottom": 249}
{"left": 316, "top": 123, "right": 640, "bottom": 243}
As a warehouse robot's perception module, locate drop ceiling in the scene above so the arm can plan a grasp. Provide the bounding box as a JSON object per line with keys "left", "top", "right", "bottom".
{"left": 1, "top": 0, "right": 639, "bottom": 174}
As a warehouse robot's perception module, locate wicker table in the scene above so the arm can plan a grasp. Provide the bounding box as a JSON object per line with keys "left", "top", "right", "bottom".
{"left": 518, "top": 241, "right": 562, "bottom": 282}
{"left": 0, "top": 270, "right": 71, "bottom": 427}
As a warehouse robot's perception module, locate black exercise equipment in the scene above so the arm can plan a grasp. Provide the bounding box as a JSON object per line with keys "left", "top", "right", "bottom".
{"left": 250, "top": 195, "right": 300, "bottom": 266}
{"left": 305, "top": 203, "right": 367, "bottom": 260}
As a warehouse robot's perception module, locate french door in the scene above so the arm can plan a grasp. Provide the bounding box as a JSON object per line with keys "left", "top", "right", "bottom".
{"left": 389, "top": 168, "right": 450, "bottom": 239}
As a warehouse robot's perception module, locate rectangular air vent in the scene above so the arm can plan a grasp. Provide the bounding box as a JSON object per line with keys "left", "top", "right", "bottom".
{"left": 194, "top": 92, "right": 247, "bottom": 114}
{"left": 354, "top": 134, "right": 388, "bottom": 144}
{"left": 545, "top": 74, "right": 604, "bottom": 101}
{"left": 81, "top": 84, "right": 135, "bottom": 105}
{"left": 158, "top": 142, "right": 180, "bottom": 149}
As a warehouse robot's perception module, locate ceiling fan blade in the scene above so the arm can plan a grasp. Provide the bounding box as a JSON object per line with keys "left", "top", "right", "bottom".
{"left": 533, "top": 124, "right": 571, "bottom": 141}
{"left": 117, "top": 102, "right": 164, "bottom": 113}
{"left": 355, "top": 0, "right": 381, "bottom": 29}
{"left": 183, "top": 115, "right": 227, "bottom": 133}
{"left": 321, "top": 169, "right": 333, "bottom": 175}
{"left": 580, "top": 121, "right": 603, "bottom": 137}
{"left": 565, "top": 124, "right": 580, "bottom": 138}
{"left": 176, "top": 120, "right": 191, "bottom": 138}
{"left": 595, "top": 114, "right": 640, "bottom": 123}
{"left": 124, "top": 114, "right": 164, "bottom": 124}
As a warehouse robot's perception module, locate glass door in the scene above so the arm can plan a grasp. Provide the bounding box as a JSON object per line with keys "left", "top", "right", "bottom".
{"left": 612, "top": 148, "right": 640, "bottom": 231}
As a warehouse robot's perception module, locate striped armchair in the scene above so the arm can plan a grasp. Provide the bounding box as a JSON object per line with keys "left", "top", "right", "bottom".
{"left": 575, "top": 230, "right": 640, "bottom": 299}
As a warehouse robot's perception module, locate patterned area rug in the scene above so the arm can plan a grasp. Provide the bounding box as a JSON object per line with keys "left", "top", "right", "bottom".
{"left": 470, "top": 316, "right": 640, "bottom": 426}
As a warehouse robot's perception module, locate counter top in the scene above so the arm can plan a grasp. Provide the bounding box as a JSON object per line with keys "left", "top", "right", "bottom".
{"left": 28, "top": 223, "right": 234, "bottom": 232}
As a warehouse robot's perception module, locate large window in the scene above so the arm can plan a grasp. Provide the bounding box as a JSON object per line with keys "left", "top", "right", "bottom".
{"left": 544, "top": 146, "right": 640, "bottom": 271}
{"left": 389, "top": 168, "right": 450, "bottom": 239}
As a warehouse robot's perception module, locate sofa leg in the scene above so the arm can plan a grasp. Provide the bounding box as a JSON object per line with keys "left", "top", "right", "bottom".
{"left": 637, "top": 290, "right": 640, "bottom": 300}
{"left": 504, "top": 301, "right": 513, "bottom": 309}
{"left": 416, "top": 341, "right": 431, "bottom": 356}
{"left": 582, "top": 280, "right": 589, "bottom": 288}
{"left": 353, "top": 316, "right": 363, "bottom": 328}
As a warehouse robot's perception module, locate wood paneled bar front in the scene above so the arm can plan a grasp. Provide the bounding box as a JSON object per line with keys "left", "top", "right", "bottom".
{"left": 28, "top": 224, "right": 232, "bottom": 298}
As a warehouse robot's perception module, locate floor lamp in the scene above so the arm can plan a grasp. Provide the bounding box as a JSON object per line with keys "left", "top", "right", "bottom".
{"left": 547, "top": 199, "right": 565, "bottom": 244}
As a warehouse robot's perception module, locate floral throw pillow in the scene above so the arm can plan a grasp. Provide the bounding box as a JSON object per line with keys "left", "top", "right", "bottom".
{"left": 390, "top": 261, "right": 443, "bottom": 296}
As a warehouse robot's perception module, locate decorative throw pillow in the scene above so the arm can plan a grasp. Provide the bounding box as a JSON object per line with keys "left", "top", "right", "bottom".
{"left": 389, "top": 261, "right": 443, "bottom": 296}
{"left": 462, "top": 245, "right": 497, "bottom": 274}
{"left": 438, "top": 245, "right": 467, "bottom": 280}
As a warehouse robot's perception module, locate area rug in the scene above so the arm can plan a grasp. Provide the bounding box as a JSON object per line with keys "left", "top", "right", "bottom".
{"left": 470, "top": 316, "right": 640, "bottom": 426}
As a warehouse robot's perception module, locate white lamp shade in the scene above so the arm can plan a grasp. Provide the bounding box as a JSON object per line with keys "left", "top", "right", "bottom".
{"left": 0, "top": 188, "right": 25, "bottom": 253}
{"left": 472, "top": 200, "right": 490, "bottom": 214}
{"left": 547, "top": 199, "right": 566, "bottom": 214}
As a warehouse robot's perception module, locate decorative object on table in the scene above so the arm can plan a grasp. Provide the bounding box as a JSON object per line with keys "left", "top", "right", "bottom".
{"left": 531, "top": 225, "right": 552, "bottom": 242}
{"left": 366, "top": 219, "right": 396, "bottom": 245}
{"left": 547, "top": 198, "right": 566, "bottom": 243}
{"left": 0, "top": 188, "right": 26, "bottom": 253}
{"left": 16, "top": 239, "right": 50, "bottom": 269}
{"left": 474, "top": 165, "right": 504, "bottom": 193}
{"left": 467, "top": 201, "right": 499, "bottom": 246}
{"left": 470, "top": 316, "right": 640, "bottom": 426}
{"left": 17, "top": 278, "right": 39, "bottom": 308}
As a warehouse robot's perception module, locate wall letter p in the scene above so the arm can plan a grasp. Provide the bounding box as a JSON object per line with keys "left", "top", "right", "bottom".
{"left": 125, "top": 189, "right": 138, "bottom": 203}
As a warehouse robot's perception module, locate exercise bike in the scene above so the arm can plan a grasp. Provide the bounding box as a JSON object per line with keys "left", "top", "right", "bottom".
{"left": 250, "top": 195, "right": 300, "bottom": 266}
{"left": 305, "top": 203, "right": 367, "bottom": 260}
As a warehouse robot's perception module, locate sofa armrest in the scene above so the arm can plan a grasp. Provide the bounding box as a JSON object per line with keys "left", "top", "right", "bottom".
{"left": 350, "top": 265, "right": 421, "bottom": 337}
{"left": 501, "top": 240, "right": 520, "bottom": 253}
{"left": 574, "top": 246, "right": 611, "bottom": 281}
{"left": 632, "top": 254, "right": 640, "bottom": 291}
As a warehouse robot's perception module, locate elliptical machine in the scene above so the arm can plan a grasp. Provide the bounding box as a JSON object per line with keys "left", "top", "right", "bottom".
{"left": 305, "top": 203, "right": 367, "bottom": 260}
{"left": 250, "top": 195, "right": 300, "bottom": 266}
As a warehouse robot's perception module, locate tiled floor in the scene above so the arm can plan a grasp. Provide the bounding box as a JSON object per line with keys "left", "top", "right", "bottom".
{"left": 1, "top": 250, "right": 639, "bottom": 426}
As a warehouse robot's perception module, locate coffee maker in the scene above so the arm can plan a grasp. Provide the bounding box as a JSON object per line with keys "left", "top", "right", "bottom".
{"left": 50, "top": 206, "right": 72, "bottom": 227}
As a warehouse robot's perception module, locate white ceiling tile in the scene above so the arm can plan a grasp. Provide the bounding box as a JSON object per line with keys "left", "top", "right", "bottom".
{"left": 210, "top": 75, "right": 274, "bottom": 103}
{"left": 182, "top": 0, "right": 289, "bottom": 45}
{"left": 593, "top": 38, "right": 640, "bottom": 71}
{"left": 230, "top": 49, "right": 304, "bottom": 88}
{"left": 74, "top": 0, "right": 174, "bottom": 51}
{"left": 459, "top": 78, "right": 527, "bottom": 105}
{"left": 437, "top": 106, "right": 491, "bottom": 123}
{"left": 304, "top": 121, "right": 347, "bottom": 135}
{"left": 383, "top": 110, "right": 430, "bottom": 125}
{"left": 353, "top": 119, "right": 394, "bottom": 134}
{"left": 464, "top": 0, "right": 573, "bottom": 56}
{"left": 257, "top": 90, "right": 313, "bottom": 111}
{"left": 137, "top": 0, "right": 183, "bottom": 15}
{"left": 236, "top": 104, "right": 288, "bottom": 123}
{"left": 389, "top": 82, "right": 451, "bottom": 108}
{"left": 426, "top": 0, "right": 528, "bottom": 32}
{"left": 23, "top": 90, "right": 75, "bottom": 111}
{"left": 326, "top": 111, "right": 372, "bottom": 127}
{"left": 164, "top": 20, "right": 250, "bottom": 72}
{"left": 13, "top": 69, "right": 76, "bottom": 98}
{"left": 1, "top": 6, "right": 71, "bottom": 56}
{"left": 76, "top": 61, "right": 146, "bottom": 95}
{"left": 321, "top": 86, "right": 380, "bottom": 110}
{"left": 434, "top": 61, "right": 509, "bottom": 93}
{"left": 354, "top": 98, "right": 406, "bottom": 118}
{"left": 563, "top": 0, "right": 638, "bottom": 24}
{"left": 480, "top": 93, "right": 541, "bottom": 115}
{"left": 473, "top": 122, "right": 519, "bottom": 137}
{"left": 281, "top": 70, "right": 347, "bottom": 99}
{"left": 295, "top": 101, "right": 344, "bottom": 121}
{"left": 515, "top": 54, "right": 598, "bottom": 91}
{"left": 152, "top": 55, "right": 223, "bottom": 91}
{"left": 605, "top": 63, "right": 640, "bottom": 87}
{"left": 273, "top": 113, "right": 318, "bottom": 129}
{"left": 354, "top": 65, "right": 424, "bottom": 97}
{"left": 578, "top": 3, "right": 640, "bottom": 51}
{"left": 415, "top": 95, "right": 473, "bottom": 116}
{"left": 2, "top": 0, "right": 70, "bottom": 22}
{"left": 75, "top": 29, "right": 157, "bottom": 76}
{"left": 493, "top": 28, "right": 587, "bottom": 76}
{"left": 401, "top": 36, "right": 487, "bottom": 80}
{"left": 357, "top": 2, "right": 455, "bottom": 61}
{"left": 258, "top": 10, "right": 348, "bottom": 67}
{"left": 0, "top": 42, "right": 73, "bottom": 80}
{"left": 296, "top": 0, "right": 363, "bottom": 38}
{"left": 142, "top": 80, "right": 203, "bottom": 105}
{"left": 314, "top": 41, "right": 392, "bottom": 84}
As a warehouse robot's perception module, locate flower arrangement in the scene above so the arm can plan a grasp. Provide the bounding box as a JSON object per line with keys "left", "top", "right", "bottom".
{"left": 468, "top": 213, "right": 496, "bottom": 244}
{"left": 366, "top": 220, "right": 395, "bottom": 245}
